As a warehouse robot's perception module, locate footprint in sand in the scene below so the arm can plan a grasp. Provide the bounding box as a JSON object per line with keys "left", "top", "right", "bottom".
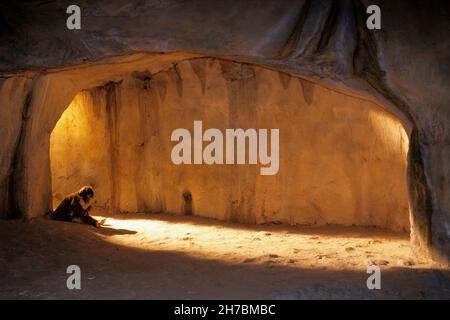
{"left": 371, "top": 259, "right": 389, "bottom": 266}
{"left": 400, "top": 259, "right": 415, "bottom": 266}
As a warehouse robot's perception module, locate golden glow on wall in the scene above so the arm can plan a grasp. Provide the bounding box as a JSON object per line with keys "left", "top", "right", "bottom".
{"left": 50, "top": 91, "right": 112, "bottom": 209}
{"left": 368, "top": 109, "right": 409, "bottom": 157}
{"left": 49, "top": 59, "right": 410, "bottom": 231}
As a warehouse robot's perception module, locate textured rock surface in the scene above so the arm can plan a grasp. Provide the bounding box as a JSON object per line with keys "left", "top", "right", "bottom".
{"left": 50, "top": 59, "right": 409, "bottom": 231}
{"left": 0, "top": 0, "right": 448, "bottom": 261}
{"left": 0, "top": 76, "right": 34, "bottom": 218}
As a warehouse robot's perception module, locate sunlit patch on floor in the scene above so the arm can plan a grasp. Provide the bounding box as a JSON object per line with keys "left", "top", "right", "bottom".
{"left": 91, "top": 212, "right": 431, "bottom": 271}
{"left": 0, "top": 212, "right": 448, "bottom": 299}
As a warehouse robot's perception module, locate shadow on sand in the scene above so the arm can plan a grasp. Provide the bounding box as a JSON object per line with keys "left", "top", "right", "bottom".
{"left": 0, "top": 216, "right": 448, "bottom": 300}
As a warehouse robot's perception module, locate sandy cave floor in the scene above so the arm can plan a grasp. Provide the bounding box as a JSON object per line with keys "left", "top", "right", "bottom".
{"left": 0, "top": 211, "right": 449, "bottom": 299}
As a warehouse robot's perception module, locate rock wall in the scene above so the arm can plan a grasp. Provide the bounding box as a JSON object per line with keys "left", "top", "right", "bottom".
{"left": 50, "top": 59, "right": 410, "bottom": 231}
{"left": 0, "top": 0, "right": 448, "bottom": 260}
{"left": 0, "top": 75, "right": 34, "bottom": 218}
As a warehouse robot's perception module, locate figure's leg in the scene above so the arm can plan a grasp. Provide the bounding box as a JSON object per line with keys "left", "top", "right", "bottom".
{"left": 50, "top": 199, "right": 73, "bottom": 222}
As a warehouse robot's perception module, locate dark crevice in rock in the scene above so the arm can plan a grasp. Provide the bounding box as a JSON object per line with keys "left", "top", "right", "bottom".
{"left": 408, "top": 128, "right": 433, "bottom": 252}
{"left": 190, "top": 59, "right": 208, "bottom": 94}
{"left": 172, "top": 63, "right": 183, "bottom": 97}
{"left": 275, "top": 0, "right": 313, "bottom": 59}
{"left": 315, "top": 0, "right": 340, "bottom": 54}
{"left": 219, "top": 60, "right": 256, "bottom": 82}
{"left": 5, "top": 91, "right": 33, "bottom": 219}
{"left": 105, "top": 81, "right": 121, "bottom": 212}
{"left": 182, "top": 190, "right": 193, "bottom": 216}
{"left": 131, "top": 70, "right": 153, "bottom": 90}
{"left": 353, "top": 0, "right": 434, "bottom": 256}
{"left": 278, "top": 71, "right": 291, "bottom": 90}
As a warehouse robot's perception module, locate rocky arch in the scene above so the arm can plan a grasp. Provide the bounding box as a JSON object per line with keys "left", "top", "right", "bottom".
{"left": 0, "top": 52, "right": 416, "bottom": 249}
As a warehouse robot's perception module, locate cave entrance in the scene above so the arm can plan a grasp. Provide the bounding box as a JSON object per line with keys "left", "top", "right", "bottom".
{"left": 49, "top": 57, "right": 412, "bottom": 264}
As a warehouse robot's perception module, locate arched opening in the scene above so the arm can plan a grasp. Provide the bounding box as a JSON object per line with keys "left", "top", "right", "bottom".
{"left": 49, "top": 57, "right": 412, "bottom": 259}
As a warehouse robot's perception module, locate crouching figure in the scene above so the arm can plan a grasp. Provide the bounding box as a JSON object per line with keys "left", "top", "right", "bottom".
{"left": 51, "top": 186, "right": 105, "bottom": 227}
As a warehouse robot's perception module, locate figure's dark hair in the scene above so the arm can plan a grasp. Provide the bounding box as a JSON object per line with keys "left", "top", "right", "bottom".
{"left": 79, "top": 186, "right": 94, "bottom": 198}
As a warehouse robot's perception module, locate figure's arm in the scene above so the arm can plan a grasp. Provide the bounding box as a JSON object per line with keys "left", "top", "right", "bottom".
{"left": 82, "top": 214, "right": 100, "bottom": 227}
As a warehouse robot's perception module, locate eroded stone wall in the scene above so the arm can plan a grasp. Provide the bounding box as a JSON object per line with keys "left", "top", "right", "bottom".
{"left": 50, "top": 58, "right": 410, "bottom": 231}
{"left": 0, "top": 76, "right": 34, "bottom": 218}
